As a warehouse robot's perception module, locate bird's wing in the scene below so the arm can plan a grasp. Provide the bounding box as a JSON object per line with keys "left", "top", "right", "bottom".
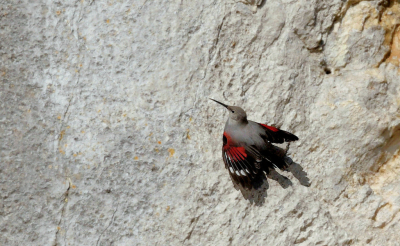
{"left": 258, "top": 123, "right": 298, "bottom": 144}
{"left": 222, "top": 132, "right": 264, "bottom": 189}
{"left": 222, "top": 145, "right": 261, "bottom": 176}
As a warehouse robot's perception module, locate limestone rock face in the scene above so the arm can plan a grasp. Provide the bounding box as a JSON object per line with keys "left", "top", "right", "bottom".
{"left": 2, "top": 0, "right": 400, "bottom": 245}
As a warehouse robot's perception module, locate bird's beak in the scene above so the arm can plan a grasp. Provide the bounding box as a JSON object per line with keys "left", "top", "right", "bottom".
{"left": 209, "top": 98, "right": 228, "bottom": 108}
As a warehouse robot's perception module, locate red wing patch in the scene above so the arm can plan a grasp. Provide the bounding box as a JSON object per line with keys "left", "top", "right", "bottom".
{"left": 260, "top": 123, "right": 279, "bottom": 132}
{"left": 227, "top": 146, "right": 247, "bottom": 161}
{"left": 221, "top": 132, "right": 264, "bottom": 190}
{"left": 222, "top": 132, "right": 257, "bottom": 175}
{"left": 223, "top": 132, "right": 247, "bottom": 160}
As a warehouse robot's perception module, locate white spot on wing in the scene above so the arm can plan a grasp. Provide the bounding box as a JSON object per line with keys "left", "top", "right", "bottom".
{"left": 229, "top": 167, "right": 234, "bottom": 173}
{"left": 225, "top": 153, "right": 231, "bottom": 162}
{"left": 235, "top": 171, "right": 241, "bottom": 176}
{"left": 245, "top": 169, "right": 250, "bottom": 173}
{"left": 240, "top": 170, "right": 246, "bottom": 176}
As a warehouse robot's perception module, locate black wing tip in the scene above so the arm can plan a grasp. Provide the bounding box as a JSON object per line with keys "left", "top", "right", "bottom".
{"left": 286, "top": 135, "right": 299, "bottom": 142}
{"left": 281, "top": 130, "right": 299, "bottom": 142}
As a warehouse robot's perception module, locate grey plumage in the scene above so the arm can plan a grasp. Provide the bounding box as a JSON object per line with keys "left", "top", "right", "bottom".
{"left": 211, "top": 99, "right": 298, "bottom": 190}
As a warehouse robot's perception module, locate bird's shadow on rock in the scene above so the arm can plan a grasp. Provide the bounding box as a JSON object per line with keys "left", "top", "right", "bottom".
{"left": 235, "top": 156, "right": 311, "bottom": 206}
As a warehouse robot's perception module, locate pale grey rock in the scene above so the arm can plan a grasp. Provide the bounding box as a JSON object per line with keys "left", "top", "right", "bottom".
{"left": 1, "top": 0, "right": 400, "bottom": 245}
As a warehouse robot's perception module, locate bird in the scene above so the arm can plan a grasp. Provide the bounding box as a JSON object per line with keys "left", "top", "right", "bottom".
{"left": 210, "top": 98, "right": 299, "bottom": 190}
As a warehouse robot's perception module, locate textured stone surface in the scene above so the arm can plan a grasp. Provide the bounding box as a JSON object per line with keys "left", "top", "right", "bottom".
{"left": 2, "top": 0, "right": 400, "bottom": 245}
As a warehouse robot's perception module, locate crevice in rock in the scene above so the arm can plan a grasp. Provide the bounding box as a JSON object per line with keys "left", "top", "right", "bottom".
{"left": 53, "top": 179, "right": 71, "bottom": 246}
{"left": 62, "top": 98, "right": 72, "bottom": 125}
{"left": 236, "top": 0, "right": 263, "bottom": 8}
{"left": 380, "top": 24, "right": 400, "bottom": 66}
{"left": 213, "top": 12, "right": 229, "bottom": 51}
{"left": 377, "top": 0, "right": 392, "bottom": 21}
{"left": 58, "top": 97, "right": 72, "bottom": 145}
{"left": 96, "top": 204, "right": 118, "bottom": 246}
{"left": 183, "top": 215, "right": 201, "bottom": 243}
{"left": 307, "top": 40, "right": 325, "bottom": 53}
{"left": 371, "top": 124, "right": 400, "bottom": 172}
{"left": 371, "top": 202, "right": 389, "bottom": 221}
{"left": 380, "top": 209, "right": 400, "bottom": 228}
{"left": 322, "top": 0, "right": 357, "bottom": 39}
{"left": 203, "top": 10, "right": 230, "bottom": 81}
{"left": 333, "top": 187, "right": 347, "bottom": 202}
{"left": 377, "top": 24, "right": 399, "bottom": 67}
{"left": 373, "top": 204, "right": 399, "bottom": 229}
{"left": 376, "top": 0, "right": 400, "bottom": 66}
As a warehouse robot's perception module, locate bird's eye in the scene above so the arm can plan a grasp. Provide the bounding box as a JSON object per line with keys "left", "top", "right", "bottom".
{"left": 232, "top": 110, "right": 235, "bottom": 113}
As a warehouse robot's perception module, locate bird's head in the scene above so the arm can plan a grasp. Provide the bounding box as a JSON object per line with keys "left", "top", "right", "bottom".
{"left": 210, "top": 98, "right": 247, "bottom": 123}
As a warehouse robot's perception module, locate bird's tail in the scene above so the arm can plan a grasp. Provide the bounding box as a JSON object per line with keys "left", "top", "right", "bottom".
{"left": 263, "top": 157, "right": 288, "bottom": 171}
{"left": 261, "top": 146, "right": 289, "bottom": 171}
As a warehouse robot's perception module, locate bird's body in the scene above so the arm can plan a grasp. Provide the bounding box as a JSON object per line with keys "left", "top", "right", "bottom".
{"left": 211, "top": 99, "right": 298, "bottom": 190}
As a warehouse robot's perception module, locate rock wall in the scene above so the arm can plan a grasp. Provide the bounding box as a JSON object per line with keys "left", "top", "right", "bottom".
{"left": 1, "top": 0, "right": 400, "bottom": 245}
